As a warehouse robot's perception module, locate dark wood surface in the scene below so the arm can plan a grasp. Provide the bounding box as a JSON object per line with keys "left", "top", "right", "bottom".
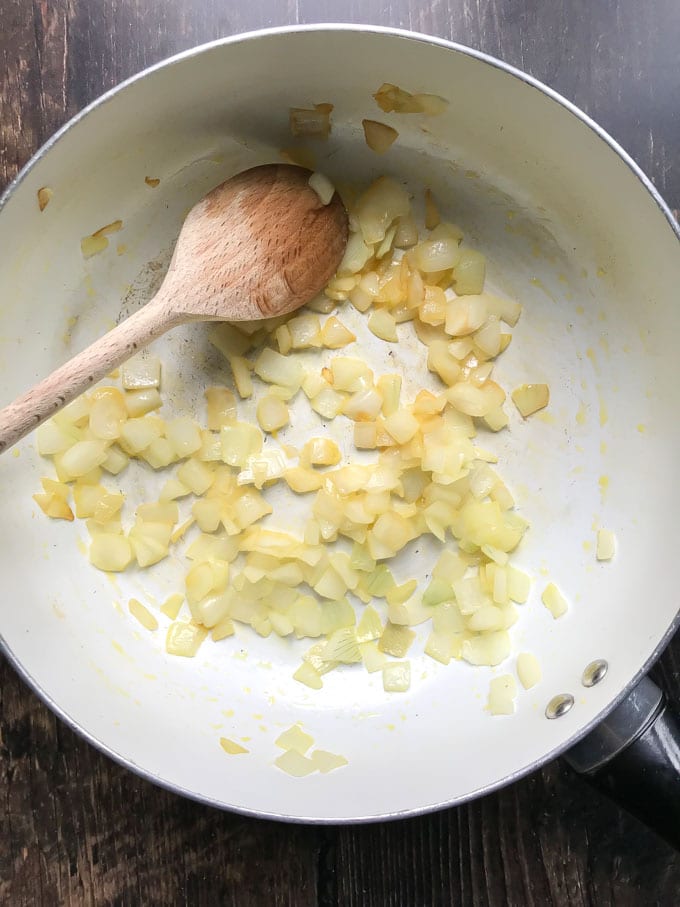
{"left": 2, "top": 1, "right": 680, "bottom": 904}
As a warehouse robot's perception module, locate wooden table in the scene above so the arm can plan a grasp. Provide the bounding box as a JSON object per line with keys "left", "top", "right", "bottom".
{"left": 2, "top": 2, "right": 679, "bottom": 904}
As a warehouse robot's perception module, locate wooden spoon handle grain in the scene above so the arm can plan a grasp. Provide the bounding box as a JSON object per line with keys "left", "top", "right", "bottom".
{"left": 0, "top": 302, "right": 179, "bottom": 453}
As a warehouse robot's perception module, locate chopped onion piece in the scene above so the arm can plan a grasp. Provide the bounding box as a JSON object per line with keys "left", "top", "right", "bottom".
{"left": 164, "top": 417, "right": 201, "bottom": 458}
{"left": 462, "top": 630, "right": 511, "bottom": 666}
{"left": 382, "top": 661, "right": 411, "bottom": 692}
{"left": 311, "top": 387, "right": 346, "bottom": 419}
{"left": 373, "top": 83, "right": 448, "bottom": 115}
{"left": 302, "top": 437, "right": 341, "bottom": 466}
{"left": 424, "top": 629, "right": 459, "bottom": 665}
{"left": 33, "top": 491, "right": 74, "bottom": 521}
{"left": 354, "top": 176, "right": 410, "bottom": 245}
{"left": 285, "top": 467, "right": 324, "bottom": 494}
{"left": 229, "top": 356, "right": 254, "bottom": 398}
{"left": 445, "top": 296, "right": 488, "bottom": 336}
{"left": 383, "top": 409, "right": 419, "bottom": 444}
{"left": 121, "top": 356, "right": 161, "bottom": 390}
{"left": 512, "top": 384, "right": 550, "bottom": 417}
{"left": 287, "top": 314, "right": 321, "bottom": 351}
{"left": 446, "top": 382, "right": 505, "bottom": 418}
{"left": 289, "top": 103, "right": 333, "bottom": 139}
{"left": 485, "top": 293, "right": 522, "bottom": 327}
{"left": 415, "top": 238, "right": 461, "bottom": 273}
{"left": 596, "top": 529, "right": 616, "bottom": 561}
{"left": 129, "top": 598, "right": 158, "bottom": 631}
{"left": 343, "top": 386, "right": 383, "bottom": 421}
{"left": 368, "top": 309, "right": 398, "bottom": 342}
{"left": 331, "top": 356, "right": 373, "bottom": 392}
{"left": 81, "top": 232, "right": 110, "bottom": 258}
{"left": 160, "top": 594, "right": 184, "bottom": 619}
{"left": 310, "top": 750, "right": 348, "bottom": 773}
{"left": 542, "top": 582, "right": 568, "bottom": 619}
{"left": 308, "top": 171, "right": 335, "bottom": 205}
{"left": 321, "top": 316, "right": 355, "bottom": 349}
{"left": 220, "top": 737, "right": 248, "bottom": 755}
{"left": 177, "top": 458, "right": 214, "bottom": 495}
{"left": 125, "top": 388, "right": 162, "bottom": 417}
{"left": 205, "top": 387, "right": 237, "bottom": 430}
{"left": 487, "top": 674, "right": 517, "bottom": 715}
{"left": 256, "top": 395, "right": 289, "bottom": 432}
{"left": 293, "top": 662, "right": 323, "bottom": 689}
{"left": 166, "top": 620, "right": 208, "bottom": 656}
{"left": 276, "top": 724, "right": 314, "bottom": 754}
{"left": 61, "top": 440, "right": 109, "bottom": 477}
{"left": 378, "top": 622, "right": 415, "bottom": 657}
{"left": 274, "top": 749, "right": 316, "bottom": 777}
{"left": 362, "top": 119, "right": 398, "bottom": 153}
{"left": 221, "top": 422, "right": 263, "bottom": 467}
{"left": 89, "top": 534, "right": 132, "bottom": 571}
{"left": 517, "top": 652, "right": 542, "bottom": 689}
{"left": 254, "top": 348, "right": 304, "bottom": 390}
{"left": 37, "top": 186, "right": 53, "bottom": 211}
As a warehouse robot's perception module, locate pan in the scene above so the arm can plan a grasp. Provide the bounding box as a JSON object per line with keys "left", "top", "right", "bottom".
{"left": 1, "top": 25, "right": 679, "bottom": 840}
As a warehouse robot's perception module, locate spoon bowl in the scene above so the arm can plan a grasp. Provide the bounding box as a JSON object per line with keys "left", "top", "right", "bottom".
{"left": 0, "top": 163, "right": 348, "bottom": 453}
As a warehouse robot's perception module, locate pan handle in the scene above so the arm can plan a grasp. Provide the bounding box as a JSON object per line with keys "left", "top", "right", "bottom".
{"left": 564, "top": 676, "right": 680, "bottom": 850}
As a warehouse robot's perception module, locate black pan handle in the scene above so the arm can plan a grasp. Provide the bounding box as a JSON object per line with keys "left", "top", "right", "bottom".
{"left": 564, "top": 676, "right": 680, "bottom": 849}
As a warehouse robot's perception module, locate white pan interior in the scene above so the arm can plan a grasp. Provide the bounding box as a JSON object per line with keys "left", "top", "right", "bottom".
{"left": 0, "top": 27, "right": 678, "bottom": 821}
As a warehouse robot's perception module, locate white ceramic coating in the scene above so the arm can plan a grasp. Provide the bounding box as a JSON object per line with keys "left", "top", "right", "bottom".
{"left": 0, "top": 26, "right": 678, "bottom": 822}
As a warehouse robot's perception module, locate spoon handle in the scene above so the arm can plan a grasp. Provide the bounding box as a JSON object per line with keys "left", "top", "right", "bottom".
{"left": 0, "top": 300, "right": 180, "bottom": 454}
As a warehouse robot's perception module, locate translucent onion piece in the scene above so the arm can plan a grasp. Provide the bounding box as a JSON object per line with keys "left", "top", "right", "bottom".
{"left": 362, "top": 119, "right": 399, "bottom": 153}
{"left": 487, "top": 674, "right": 517, "bottom": 715}
{"left": 517, "top": 652, "right": 542, "bottom": 689}
{"left": 511, "top": 384, "right": 550, "bottom": 417}
{"left": 289, "top": 103, "right": 333, "bottom": 138}
{"left": 308, "top": 171, "right": 335, "bottom": 204}
{"left": 541, "top": 582, "right": 568, "bottom": 619}
{"left": 596, "top": 529, "right": 616, "bottom": 561}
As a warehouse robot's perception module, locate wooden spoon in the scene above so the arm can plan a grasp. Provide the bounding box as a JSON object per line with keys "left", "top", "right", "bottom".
{"left": 0, "top": 164, "right": 348, "bottom": 453}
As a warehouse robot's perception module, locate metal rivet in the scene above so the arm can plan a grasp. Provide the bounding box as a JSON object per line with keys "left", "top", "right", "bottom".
{"left": 582, "top": 659, "right": 608, "bottom": 688}
{"left": 545, "top": 693, "right": 575, "bottom": 719}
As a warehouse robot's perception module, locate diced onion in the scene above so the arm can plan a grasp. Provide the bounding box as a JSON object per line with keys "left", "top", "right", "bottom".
{"left": 382, "top": 661, "right": 411, "bottom": 692}
{"left": 276, "top": 724, "right": 314, "bottom": 753}
{"left": 121, "top": 356, "right": 161, "bottom": 390}
{"left": 220, "top": 737, "right": 248, "bottom": 755}
{"left": 256, "top": 395, "right": 289, "bottom": 432}
{"left": 517, "top": 652, "right": 542, "bottom": 689}
{"left": 373, "top": 83, "right": 448, "bottom": 115}
{"left": 321, "top": 316, "right": 355, "bottom": 349}
{"left": 166, "top": 620, "right": 208, "bottom": 656}
{"left": 415, "top": 238, "right": 461, "bottom": 273}
{"left": 289, "top": 103, "right": 333, "bottom": 139}
{"left": 129, "top": 598, "right": 158, "bottom": 631}
{"left": 362, "top": 119, "right": 399, "bottom": 153}
{"left": 596, "top": 528, "right": 616, "bottom": 561}
{"left": 354, "top": 177, "right": 410, "bottom": 245}
{"left": 511, "top": 384, "right": 550, "bottom": 417}
{"left": 89, "top": 534, "right": 132, "bottom": 571}
{"left": 487, "top": 674, "right": 517, "bottom": 715}
{"left": 308, "top": 171, "right": 335, "bottom": 205}
{"left": 37, "top": 186, "right": 53, "bottom": 211}
{"left": 541, "top": 582, "right": 568, "bottom": 619}
{"left": 33, "top": 170, "right": 554, "bottom": 716}
{"left": 368, "top": 309, "right": 398, "bottom": 342}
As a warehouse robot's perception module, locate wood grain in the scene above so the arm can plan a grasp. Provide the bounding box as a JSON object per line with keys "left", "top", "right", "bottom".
{"left": 1, "top": 1, "right": 680, "bottom": 905}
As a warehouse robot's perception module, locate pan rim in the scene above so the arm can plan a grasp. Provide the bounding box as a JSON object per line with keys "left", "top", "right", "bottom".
{"left": 1, "top": 22, "right": 679, "bottom": 824}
